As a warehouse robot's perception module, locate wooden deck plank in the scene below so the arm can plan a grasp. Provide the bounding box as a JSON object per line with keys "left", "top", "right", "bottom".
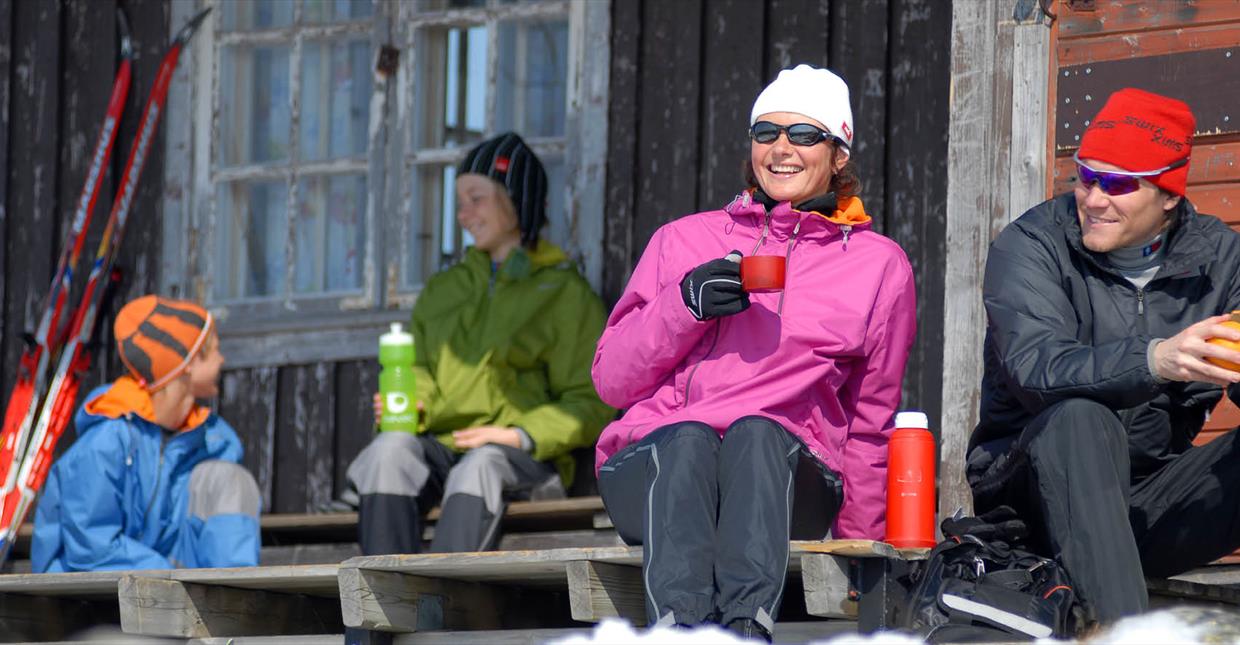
{"left": 0, "top": 570, "right": 130, "bottom": 597}
{"left": 118, "top": 575, "right": 341, "bottom": 638}
{"left": 338, "top": 568, "right": 505, "bottom": 632}
{"left": 566, "top": 560, "right": 645, "bottom": 626}
{"left": 801, "top": 553, "right": 856, "bottom": 619}
{"left": 340, "top": 540, "right": 902, "bottom": 586}
{"left": 153, "top": 564, "right": 342, "bottom": 597}
{"left": 342, "top": 545, "right": 643, "bottom": 585}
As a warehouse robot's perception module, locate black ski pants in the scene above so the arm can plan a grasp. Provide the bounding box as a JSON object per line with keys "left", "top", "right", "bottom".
{"left": 597, "top": 416, "right": 843, "bottom": 632}
{"left": 968, "top": 398, "right": 1240, "bottom": 624}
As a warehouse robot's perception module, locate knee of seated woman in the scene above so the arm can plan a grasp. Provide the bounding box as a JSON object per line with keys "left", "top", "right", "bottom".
{"left": 723, "top": 415, "right": 794, "bottom": 447}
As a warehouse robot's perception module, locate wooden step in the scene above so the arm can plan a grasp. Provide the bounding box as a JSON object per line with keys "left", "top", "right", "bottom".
{"left": 337, "top": 539, "right": 925, "bottom": 633}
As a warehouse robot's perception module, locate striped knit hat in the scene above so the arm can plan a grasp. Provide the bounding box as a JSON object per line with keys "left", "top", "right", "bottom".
{"left": 114, "top": 296, "right": 214, "bottom": 391}
{"left": 457, "top": 132, "right": 548, "bottom": 247}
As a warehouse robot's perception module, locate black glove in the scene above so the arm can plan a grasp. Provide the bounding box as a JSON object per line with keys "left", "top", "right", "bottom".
{"left": 680, "top": 250, "right": 749, "bottom": 320}
{"left": 940, "top": 505, "right": 1029, "bottom": 545}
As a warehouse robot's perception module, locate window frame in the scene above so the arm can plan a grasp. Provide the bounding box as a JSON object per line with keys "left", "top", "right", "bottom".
{"left": 161, "top": 0, "right": 610, "bottom": 368}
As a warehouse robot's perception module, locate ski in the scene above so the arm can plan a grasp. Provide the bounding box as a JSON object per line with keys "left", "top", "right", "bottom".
{"left": 0, "top": 7, "right": 212, "bottom": 563}
{"left": 0, "top": 10, "right": 133, "bottom": 508}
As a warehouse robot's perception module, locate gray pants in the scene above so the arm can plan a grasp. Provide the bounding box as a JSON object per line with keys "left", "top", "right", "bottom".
{"left": 346, "top": 432, "right": 563, "bottom": 554}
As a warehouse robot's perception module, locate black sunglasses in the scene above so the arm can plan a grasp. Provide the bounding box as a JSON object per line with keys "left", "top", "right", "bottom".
{"left": 750, "top": 121, "right": 834, "bottom": 147}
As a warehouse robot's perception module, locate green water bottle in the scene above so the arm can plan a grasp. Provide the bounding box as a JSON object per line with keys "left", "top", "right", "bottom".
{"left": 379, "top": 322, "right": 418, "bottom": 434}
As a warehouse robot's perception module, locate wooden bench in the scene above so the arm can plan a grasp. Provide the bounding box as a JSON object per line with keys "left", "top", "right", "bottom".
{"left": 0, "top": 564, "right": 343, "bottom": 640}
{"left": 337, "top": 539, "right": 928, "bottom": 634}
{"left": 5, "top": 496, "right": 619, "bottom": 572}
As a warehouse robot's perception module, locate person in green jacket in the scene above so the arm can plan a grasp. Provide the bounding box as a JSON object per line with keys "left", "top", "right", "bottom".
{"left": 345, "top": 132, "right": 614, "bottom": 555}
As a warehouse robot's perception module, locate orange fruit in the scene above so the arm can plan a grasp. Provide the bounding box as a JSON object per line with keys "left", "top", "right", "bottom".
{"left": 1206, "top": 315, "right": 1240, "bottom": 371}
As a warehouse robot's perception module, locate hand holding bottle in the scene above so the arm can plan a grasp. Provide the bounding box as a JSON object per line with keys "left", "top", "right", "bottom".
{"left": 372, "top": 393, "right": 424, "bottom": 428}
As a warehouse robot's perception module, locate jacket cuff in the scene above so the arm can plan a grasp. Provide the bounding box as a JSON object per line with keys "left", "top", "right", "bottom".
{"left": 515, "top": 427, "right": 535, "bottom": 453}
{"left": 1147, "top": 338, "right": 1168, "bottom": 384}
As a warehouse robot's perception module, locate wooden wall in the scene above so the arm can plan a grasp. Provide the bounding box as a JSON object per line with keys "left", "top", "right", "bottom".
{"left": 603, "top": 0, "right": 953, "bottom": 427}
{"left": 0, "top": 0, "right": 170, "bottom": 458}
{"left": 1046, "top": 0, "right": 1240, "bottom": 442}
{"left": 1, "top": 0, "right": 953, "bottom": 514}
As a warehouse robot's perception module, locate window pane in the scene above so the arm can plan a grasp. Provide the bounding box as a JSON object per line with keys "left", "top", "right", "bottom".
{"left": 303, "top": 0, "right": 374, "bottom": 23}
{"left": 300, "top": 40, "right": 372, "bottom": 162}
{"left": 495, "top": 19, "right": 567, "bottom": 138}
{"left": 215, "top": 181, "right": 289, "bottom": 301}
{"left": 220, "top": 45, "right": 291, "bottom": 167}
{"left": 541, "top": 155, "right": 566, "bottom": 249}
{"left": 295, "top": 175, "right": 367, "bottom": 294}
{"left": 220, "top": 0, "right": 294, "bottom": 31}
{"left": 405, "top": 164, "right": 456, "bottom": 288}
{"left": 414, "top": 0, "right": 486, "bottom": 12}
{"left": 413, "top": 26, "right": 487, "bottom": 151}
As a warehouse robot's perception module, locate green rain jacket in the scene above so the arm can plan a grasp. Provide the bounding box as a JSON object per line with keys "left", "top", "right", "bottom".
{"left": 412, "top": 240, "right": 614, "bottom": 487}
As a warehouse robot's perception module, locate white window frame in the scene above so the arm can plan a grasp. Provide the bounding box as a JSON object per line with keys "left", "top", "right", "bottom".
{"left": 161, "top": 0, "right": 610, "bottom": 368}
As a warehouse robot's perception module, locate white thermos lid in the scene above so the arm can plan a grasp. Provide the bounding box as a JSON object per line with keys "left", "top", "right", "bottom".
{"left": 894, "top": 411, "right": 929, "bottom": 429}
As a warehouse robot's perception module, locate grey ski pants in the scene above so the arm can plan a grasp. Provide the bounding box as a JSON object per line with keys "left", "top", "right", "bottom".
{"left": 597, "top": 416, "right": 843, "bottom": 631}
{"left": 969, "top": 398, "right": 1240, "bottom": 624}
{"left": 346, "top": 431, "right": 562, "bottom": 555}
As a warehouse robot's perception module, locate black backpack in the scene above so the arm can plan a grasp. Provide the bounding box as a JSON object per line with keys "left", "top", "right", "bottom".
{"left": 894, "top": 506, "right": 1087, "bottom": 642}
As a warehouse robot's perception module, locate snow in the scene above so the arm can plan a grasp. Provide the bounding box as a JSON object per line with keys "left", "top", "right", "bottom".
{"left": 552, "top": 607, "right": 1240, "bottom": 644}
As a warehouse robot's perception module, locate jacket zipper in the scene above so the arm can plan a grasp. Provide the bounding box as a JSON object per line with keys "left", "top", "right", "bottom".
{"left": 777, "top": 219, "right": 803, "bottom": 316}
{"left": 750, "top": 211, "right": 771, "bottom": 255}
{"left": 683, "top": 321, "right": 721, "bottom": 405}
{"left": 1136, "top": 288, "right": 1145, "bottom": 316}
{"left": 841, "top": 225, "right": 853, "bottom": 250}
{"left": 138, "top": 431, "right": 169, "bottom": 541}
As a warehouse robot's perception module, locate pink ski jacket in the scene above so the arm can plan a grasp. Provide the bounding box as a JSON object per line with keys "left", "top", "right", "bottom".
{"left": 592, "top": 190, "right": 916, "bottom": 539}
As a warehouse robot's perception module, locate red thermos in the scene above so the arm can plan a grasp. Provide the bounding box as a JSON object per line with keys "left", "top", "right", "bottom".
{"left": 886, "top": 411, "right": 936, "bottom": 548}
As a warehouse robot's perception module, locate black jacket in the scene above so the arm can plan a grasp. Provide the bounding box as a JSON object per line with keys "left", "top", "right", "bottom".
{"left": 972, "top": 193, "right": 1240, "bottom": 480}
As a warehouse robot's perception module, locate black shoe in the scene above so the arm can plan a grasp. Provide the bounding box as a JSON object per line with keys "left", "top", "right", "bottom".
{"left": 724, "top": 618, "right": 772, "bottom": 643}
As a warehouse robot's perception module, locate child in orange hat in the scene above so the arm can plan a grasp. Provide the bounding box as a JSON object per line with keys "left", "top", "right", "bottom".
{"left": 31, "top": 295, "right": 260, "bottom": 572}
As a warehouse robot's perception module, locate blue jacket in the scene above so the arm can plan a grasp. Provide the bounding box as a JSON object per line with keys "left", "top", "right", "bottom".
{"left": 32, "top": 379, "right": 259, "bottom": 572}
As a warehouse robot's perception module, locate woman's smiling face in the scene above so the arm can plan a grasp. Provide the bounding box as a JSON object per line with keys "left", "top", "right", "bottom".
{"left": 750, "top": 111, "right": 847, "bottom": 204}
{"left": 455, "top": 174, "right": 521, "bottom": 260}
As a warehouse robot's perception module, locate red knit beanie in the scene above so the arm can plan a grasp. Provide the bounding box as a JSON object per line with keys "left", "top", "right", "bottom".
{"left": 1077, "top": 88, "right": 1195, "bottom": 196}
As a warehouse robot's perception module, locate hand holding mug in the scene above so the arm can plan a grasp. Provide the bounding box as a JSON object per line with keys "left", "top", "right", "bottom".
{"left": 680, "top": 250, "right": 749, "bottom": 320}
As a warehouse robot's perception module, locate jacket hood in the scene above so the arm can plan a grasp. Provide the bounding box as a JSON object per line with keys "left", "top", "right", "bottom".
{"left": 79, "top": 376, "right": 213, "bottom": 436}
{"left": 464, "top": 239, "right": 571, "bottom": 282}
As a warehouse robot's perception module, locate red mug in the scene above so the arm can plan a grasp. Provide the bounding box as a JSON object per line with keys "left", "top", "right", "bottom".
{"left": 740, "top": 255, "right": 786, "bottom": 292}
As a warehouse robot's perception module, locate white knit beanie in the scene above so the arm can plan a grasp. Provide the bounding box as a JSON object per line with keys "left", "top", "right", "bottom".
{"left": 750, "top": 64, "right": 854, "bottom": 149}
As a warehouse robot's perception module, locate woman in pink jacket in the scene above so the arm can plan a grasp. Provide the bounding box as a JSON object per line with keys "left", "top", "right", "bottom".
{"left": 592, "top": 64, "right": 917, "bottom": 640}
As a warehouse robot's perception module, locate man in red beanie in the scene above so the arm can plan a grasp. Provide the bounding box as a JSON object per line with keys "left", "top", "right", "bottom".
{"left": 967, "top": 88, "right": 1240, "bottom": 626}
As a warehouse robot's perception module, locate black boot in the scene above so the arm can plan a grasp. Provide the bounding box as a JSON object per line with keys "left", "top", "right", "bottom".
{"left": 724, "top": 618, "right": 772, "bottom": 643}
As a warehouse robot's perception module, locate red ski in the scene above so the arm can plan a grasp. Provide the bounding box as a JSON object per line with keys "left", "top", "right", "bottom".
{"left": 0, "top": 7, "right": 212, "bottom": 563}
{"left": 0, "top": 10, "right": 133, "bottom": 512}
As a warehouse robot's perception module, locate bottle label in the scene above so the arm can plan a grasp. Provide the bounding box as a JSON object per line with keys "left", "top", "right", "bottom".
{"left": 387, "top": 392, "right": 411, "bottom": 415}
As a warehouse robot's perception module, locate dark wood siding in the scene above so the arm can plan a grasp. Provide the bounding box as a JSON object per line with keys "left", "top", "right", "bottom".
{"left": 2, "top": 0, "right": 953, "bottom": 514}
{"left": 1, "top": 0, "right": 169, "bottom": 454}
{"left": 602, "top": 0, "right": 952, "bottom": 426}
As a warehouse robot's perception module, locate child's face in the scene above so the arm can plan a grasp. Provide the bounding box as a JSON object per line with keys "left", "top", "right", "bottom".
{"left": 188, "top": 331, "right": 225, "bottom": 399}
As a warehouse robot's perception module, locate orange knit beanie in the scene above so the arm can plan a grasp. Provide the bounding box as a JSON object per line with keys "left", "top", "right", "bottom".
{"left": 114, "top": 295, "right": 213, "bottom": 391}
